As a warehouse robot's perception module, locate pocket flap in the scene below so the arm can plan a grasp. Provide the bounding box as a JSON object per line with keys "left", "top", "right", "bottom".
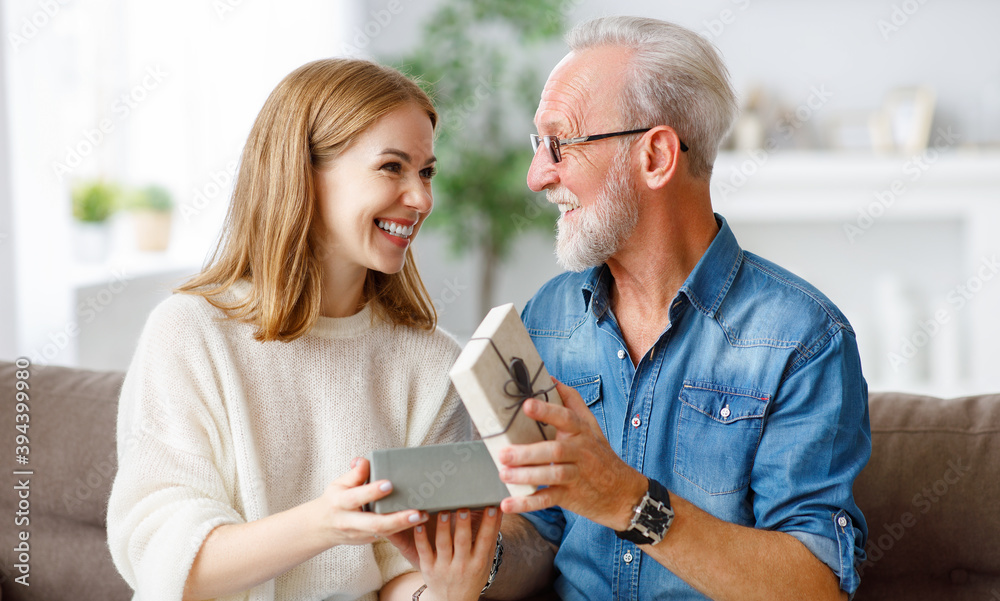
{"left": 679, "top": 381, "right": 769, "bottom": 424}
{"left": 563, "top": 375, "right": 602, "bottom": 406}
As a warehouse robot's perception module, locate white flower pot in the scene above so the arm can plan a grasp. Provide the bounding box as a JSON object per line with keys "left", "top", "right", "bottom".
{"left": 74, "top": 222, "right": 111, "bottom": 263}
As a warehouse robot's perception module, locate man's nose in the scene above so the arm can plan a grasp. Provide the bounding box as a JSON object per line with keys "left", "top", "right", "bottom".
{"left": 527, "top": 144, "right": 559, "bottom": 192}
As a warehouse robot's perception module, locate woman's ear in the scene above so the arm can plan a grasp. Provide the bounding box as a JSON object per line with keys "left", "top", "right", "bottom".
{"left": 639, "top": 127, "right": 683, "bottom": 191}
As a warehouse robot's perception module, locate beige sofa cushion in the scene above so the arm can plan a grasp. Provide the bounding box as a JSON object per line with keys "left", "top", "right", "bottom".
{"left": 854, "top": 391, "right": 1000, "bottom": 600}
{"left": 0, "top": 362, "right": 130, "bottom": 601}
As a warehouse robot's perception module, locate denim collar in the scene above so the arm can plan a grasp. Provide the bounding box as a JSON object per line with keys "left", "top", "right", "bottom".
{"left": 580, "top": 213, "right": 742, "bottom": 320}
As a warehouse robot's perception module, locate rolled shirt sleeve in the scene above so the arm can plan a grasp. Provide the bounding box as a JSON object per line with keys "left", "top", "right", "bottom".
{"left": 751, "top": 328, "right": 870, "bottom": 595}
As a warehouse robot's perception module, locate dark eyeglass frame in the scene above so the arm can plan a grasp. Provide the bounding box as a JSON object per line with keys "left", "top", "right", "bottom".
{"left": 530, "top": 127, "right": 689, "bottom": 164}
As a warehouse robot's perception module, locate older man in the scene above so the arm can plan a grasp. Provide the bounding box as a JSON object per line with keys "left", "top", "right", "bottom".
{"left": 488, "top": 16, "right": 870, "bottom": 601}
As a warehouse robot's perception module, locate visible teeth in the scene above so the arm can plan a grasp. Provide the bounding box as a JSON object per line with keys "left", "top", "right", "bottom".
{"left": 557, "top": 202, "right": 580, "bottom": 214}
{"left": 376, "top": 219, "right": 414, "bottom": 238}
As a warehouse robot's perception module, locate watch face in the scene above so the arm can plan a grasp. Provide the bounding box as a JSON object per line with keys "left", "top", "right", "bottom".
{"left": 634, "top": 494, "right": 674, "bottom": 543}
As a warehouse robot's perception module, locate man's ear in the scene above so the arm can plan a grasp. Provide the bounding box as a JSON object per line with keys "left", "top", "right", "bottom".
{"left": 638, "top": 127, "right": 683, "bottom": 190}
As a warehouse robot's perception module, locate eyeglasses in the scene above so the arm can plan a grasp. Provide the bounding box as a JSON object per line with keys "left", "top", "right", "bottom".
{"left": 530, "top": 127, "right": 689, "bottom": 164}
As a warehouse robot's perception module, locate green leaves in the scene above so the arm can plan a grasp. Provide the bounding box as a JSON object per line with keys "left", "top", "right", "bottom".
{"left": 71, "top": 180, "right": 119, "bottom": 223}
{"left": 71, "top": 181, "right": 174, "bottom": 223}
{"left": 123, "top": 184, "right": 174, "bottom": 213}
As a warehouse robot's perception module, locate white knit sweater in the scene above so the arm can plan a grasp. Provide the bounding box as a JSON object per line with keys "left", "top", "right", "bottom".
{"left": 107, "top": 286, "right": 472, "bottom": 601}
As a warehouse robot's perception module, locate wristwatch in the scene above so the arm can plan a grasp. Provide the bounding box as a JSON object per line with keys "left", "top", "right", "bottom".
{"left": 614, "top": 477, "right": 674, "bottom": 545}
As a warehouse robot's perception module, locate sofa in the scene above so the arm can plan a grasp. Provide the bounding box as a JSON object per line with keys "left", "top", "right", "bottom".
{"left": 1, "top": 360, "right": 998, "bottom": 601}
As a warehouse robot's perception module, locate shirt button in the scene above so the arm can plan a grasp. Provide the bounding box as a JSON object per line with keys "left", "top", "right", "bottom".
{"left": 720, "top": 406, "right": 731, "bottom": 419}
{"left": 623, "top": 551, "right": 633, "bottom": 564}
{"left": 632, "top": 415, "right": 641, "bottom": 428}
{"left": 617, "top": 349, "right": 626, "bottom": 360}
{"left": 838, "top": 516, "right": 848, "bottom": 527}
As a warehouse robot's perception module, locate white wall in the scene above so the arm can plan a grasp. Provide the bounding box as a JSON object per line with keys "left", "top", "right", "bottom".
{"left": 370, "top": 0, "right": 1000, "bottom": 145}
{"left": 0, "top": 4, "right": 16, "bottom": 357}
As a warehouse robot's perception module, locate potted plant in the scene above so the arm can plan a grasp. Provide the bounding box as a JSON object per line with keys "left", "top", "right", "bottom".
{"left": 124, "top": 184, "right": 174, "bottom": 252}
{"left": 71, "top": 179, "right": 119, "bottom": 262}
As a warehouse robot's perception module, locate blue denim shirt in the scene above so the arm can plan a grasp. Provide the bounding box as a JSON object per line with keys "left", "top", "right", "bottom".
{"left": 520, "top": 215, "right": 870, "bottom": 600}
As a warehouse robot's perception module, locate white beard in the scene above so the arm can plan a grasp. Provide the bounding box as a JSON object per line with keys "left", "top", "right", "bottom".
{"left": 552, "top": 150, "right": 640, "bottom": 272}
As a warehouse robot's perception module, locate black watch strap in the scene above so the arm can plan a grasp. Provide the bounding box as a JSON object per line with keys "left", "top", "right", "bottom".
{"left": 615, "top": 478, "right": 674, "bottom": 545}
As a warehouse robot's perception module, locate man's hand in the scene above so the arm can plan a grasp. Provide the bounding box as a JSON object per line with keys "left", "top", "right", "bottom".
{"left": 497, "top": 378, "right": 647, "bottom": 531}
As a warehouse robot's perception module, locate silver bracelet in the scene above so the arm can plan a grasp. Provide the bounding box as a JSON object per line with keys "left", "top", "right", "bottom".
{"left": 412, "top": 532, "right": 503, "bottom": 600}
{"left": 480, "top": 532, "right": 504, "bottom": 595}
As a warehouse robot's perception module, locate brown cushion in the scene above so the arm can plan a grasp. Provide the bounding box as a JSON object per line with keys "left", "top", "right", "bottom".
{"left": 853, "top": 391, "right": 1000, "bottom": 601}
{"left": 0, "top": 361, "right": 131, "bottom": 601}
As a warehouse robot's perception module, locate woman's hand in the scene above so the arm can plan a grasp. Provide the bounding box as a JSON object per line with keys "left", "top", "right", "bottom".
{"left": 412, "top": 507, "right": 503, "bottom": 601}
{"left": 315, "top": 457, "right": 430, "bottom": 546}
{"left": 185, "top": 457, "right": 428, "bottom": 600}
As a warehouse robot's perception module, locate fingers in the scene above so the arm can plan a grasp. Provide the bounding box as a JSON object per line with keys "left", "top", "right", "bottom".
{"left": 500, "top": 489, "right": 558, "bottom": 514}
{"left": 453, "top": 509, "right": 473, "bottom": 556}
{"left": 474, "top": 506, "right": 502, "bottom": 554}
{"left": 332, "top": 457, "right": 370, "bottom": 488}
{"left": 413, "top": 519, "right": 433, "bottom": 566}
{"left": 519, "top": 379, "right": 601, "bottom": 436}
{"left": 498, "top": 439, "right": 566, "bottom": 468}
{"left": 521, "top": 395, "right": 580, "bottom": 435}
{"left": 435, "top": 511, "right": 453, "bottom": 561}
{"left": 350, "top": 508, "right": 429, "bottom": 539}
{"left": 552, "top": 379, "right": 603, "bottom": 435}
{"left": 500, "top": 462, "right": 577, "bottom": 488}
{"left": 332, "top": 478, "right": 396, "bottom": 511}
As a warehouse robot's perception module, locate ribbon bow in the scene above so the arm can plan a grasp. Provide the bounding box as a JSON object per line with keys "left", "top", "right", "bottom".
{"left": 470, "top": 337, "right": 557, "bottom": 441}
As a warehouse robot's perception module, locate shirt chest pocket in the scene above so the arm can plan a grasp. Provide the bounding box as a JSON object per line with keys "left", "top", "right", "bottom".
{"left": 673, "top": 381, "right": 769, "bottom": 495}
{"left": 563, "top": 375, "right": 606, "bottom": 435}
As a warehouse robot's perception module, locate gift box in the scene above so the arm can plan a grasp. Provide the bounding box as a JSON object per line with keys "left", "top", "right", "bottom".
{"left": 366, "top": 441, "right": 509, "bottom": 514}
{"left": 449, "top": 303, "right": 563, "bottom": 497}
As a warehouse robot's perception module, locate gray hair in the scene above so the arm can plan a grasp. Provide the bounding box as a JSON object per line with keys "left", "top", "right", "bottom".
{"left": 567, "top": 16, "right": 738, "bottom": 180}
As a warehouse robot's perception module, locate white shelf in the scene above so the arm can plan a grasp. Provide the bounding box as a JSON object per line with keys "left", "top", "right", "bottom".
{"left": 710, "top": 150, "right": 1000, "bottom": 397}
{"left": 70, "top": 251, "right": 201, "bottom": 289}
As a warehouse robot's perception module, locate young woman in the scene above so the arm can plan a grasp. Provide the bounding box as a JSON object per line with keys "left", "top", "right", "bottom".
{"left": 107, "top": 59, "right": 501, "bottom": 601}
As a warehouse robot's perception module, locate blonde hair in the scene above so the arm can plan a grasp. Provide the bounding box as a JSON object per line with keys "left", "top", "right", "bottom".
{"left": 178, "top": 58, "right": 439, "bottom": 341}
